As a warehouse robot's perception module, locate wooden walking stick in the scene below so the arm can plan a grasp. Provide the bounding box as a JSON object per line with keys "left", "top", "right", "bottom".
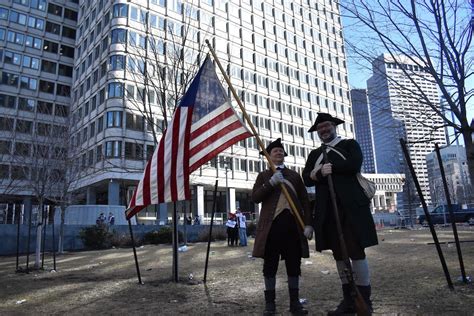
{"left": 321, "top": 144, "right": 370, "bottom": 316}
{"left": 205, "top": 40, "right": 305, "bottom": 231}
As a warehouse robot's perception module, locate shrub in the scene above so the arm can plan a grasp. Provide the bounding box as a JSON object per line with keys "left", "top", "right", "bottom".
{"left": 195, "top": 226, "right": 227, "bottom": 242}
{"left": 109, "top": 230, "right": 142, "bottom": 248}
{"left": 143, "top": 226, "right": 183, "bottom": 244}
{"left": 246, "top": 221, "right": 256, "bottom": 237}
{"left": 79, "top": 225, "right": 113, "bottom": 249}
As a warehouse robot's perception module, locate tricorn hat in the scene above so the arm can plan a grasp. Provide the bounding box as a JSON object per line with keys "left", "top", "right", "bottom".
{"left": 259, "top": 138, "right": 288, "bottom": 156}
{"left": 308, "top": 112, "right": 345, "bottom": 133}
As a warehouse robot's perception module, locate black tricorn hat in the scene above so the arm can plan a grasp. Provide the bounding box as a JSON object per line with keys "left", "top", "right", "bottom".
{"left": 308, "top": 112, "right": 345, "bottom": 132}
{"left": 259, "top": 138, "right": 288, "bottom": 156}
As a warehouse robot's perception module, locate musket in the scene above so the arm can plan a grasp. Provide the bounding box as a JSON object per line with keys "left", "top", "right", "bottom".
{"left": 321, "top": 144, "right": 370, "bottom": 316}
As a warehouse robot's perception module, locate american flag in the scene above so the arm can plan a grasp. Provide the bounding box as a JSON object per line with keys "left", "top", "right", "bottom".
{"left": 126, "top": 57, "right": 252, "bottom": 219}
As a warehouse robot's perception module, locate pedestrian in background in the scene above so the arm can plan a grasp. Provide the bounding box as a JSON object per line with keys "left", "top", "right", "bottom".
{"left": 236, "top": 208, "right": 247, "bottom": 246}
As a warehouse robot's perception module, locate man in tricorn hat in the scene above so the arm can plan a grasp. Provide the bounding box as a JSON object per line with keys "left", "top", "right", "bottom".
{"left": 252, "top": 138, "right": 313, "bottom": 315}
{"left": 302, "top": 113, "right": 378, "bottom": 315}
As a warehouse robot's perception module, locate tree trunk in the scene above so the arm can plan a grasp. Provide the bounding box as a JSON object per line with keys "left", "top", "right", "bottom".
{"left": 58, "top": 206, "right": 66, "bottom": 254}
{"left": 462, "top": 130, "right": 474, "bottom": 205}
{"left": 34, "top": 202, "right": 43, "bottom": 268}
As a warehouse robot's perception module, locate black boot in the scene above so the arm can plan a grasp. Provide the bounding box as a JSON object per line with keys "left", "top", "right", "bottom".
{"left": 357, "top": 285, "right": 373, "bottom": 314}
{"left": 264, "top": 290, "right": 276, "bottom": 315}
{"left": 327, "top": 284, "right": 355, "bottom": 315}
{"left": 289, "top": 288, "right": 308, "bottom": 315}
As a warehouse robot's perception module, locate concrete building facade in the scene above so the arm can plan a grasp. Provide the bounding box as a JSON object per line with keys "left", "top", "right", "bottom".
{"left": 0, "top": 0, "right": 79, "bottom": 222}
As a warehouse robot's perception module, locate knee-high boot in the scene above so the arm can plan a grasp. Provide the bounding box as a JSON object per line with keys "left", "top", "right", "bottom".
{"left": 357, "top": 285, "right": 373, "bottom": 314}
{"left": 263, "top": 290, "right": 276, "bottom": 315}
{"left": 327, "top": 284, "right": 355, "bottom": 315}
{"left": 289, "top": 288, "right": 308, "bottom": 315}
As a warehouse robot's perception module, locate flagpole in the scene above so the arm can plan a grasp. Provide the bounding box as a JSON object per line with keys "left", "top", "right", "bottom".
{"left": 203, "top": 180, "right": 219, "bottom": 283}
{"left": 172, "top": 202, "right": 179, "bottom": 282}
{"left": 205, "top": 40, "right": 305, "bottom": 231}
{"left": 128, "top": 218, "right": 143, "bottom": 284}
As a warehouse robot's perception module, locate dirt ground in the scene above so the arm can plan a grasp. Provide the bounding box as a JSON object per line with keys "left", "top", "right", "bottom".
{"left": 1, "top": 226, "right": 474, "bottom": 315}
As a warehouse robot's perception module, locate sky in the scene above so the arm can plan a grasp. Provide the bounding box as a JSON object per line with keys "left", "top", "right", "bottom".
{"left": 341, "top": 9, "right": 474, "bottom": 145}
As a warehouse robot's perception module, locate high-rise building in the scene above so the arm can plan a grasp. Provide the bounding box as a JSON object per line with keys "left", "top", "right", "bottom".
{"left": 0, "top": 0, "right": 78, "bottom": 221}
{"left": 367, "top": 54, "right": 446, "bottom": 209}
{"left": 1, "top": 0, "right": 354, "bottom": 223}
{"left": 350, "top": 88, "right": 375, "bottom": 173}
{"left": 426, "top": 145, "right": 471, "bottom": 206}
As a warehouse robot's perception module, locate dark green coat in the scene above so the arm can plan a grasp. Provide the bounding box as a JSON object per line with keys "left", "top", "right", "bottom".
{"left": 302, "top": 139, "right": 378, "bottom": 252}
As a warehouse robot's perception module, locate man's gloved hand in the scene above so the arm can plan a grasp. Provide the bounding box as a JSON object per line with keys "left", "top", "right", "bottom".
{"left": 321, "top": 163, "right": 332, "bottom": 177}
{"left": 269, "top": 171, "right": 284, "bottom": 186}
{"left": 304, "top": 225, "right": 314, "bottom": 240}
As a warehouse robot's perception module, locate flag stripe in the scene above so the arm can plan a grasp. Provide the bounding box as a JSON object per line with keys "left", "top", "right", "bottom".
{"left": 182, "top": 108, "right": 193, "bottom": 201}
{"left": 170, "top": 107, "right": 181, "bottom": 201}
{"left": 190, "top": 120, "right": 246, "bottom": 157}
{"left": 157, "top": 130, "right": 166, "bottom": 203}
{"left": 190, "top": 131, "right": 251, "bottom": 173}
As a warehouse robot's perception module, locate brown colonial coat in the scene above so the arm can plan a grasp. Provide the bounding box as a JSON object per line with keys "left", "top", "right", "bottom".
{"left": 251, "top": 167, "right": 312, "bottom": 258}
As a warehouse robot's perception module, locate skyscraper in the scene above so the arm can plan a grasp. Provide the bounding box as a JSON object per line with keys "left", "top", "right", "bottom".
{"left": 367, "top": 53, "right": 446, "bottom": 208}
{"left": 350, "top": 88, "right": 375, "bottom": 173}
{"left": 1, "top": 0, "right": 354, "bottom": 222}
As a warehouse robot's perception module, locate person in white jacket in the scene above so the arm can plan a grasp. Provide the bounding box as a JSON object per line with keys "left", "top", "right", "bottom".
{"left": 236, "top": 208, "right": 247, "bottom": 246}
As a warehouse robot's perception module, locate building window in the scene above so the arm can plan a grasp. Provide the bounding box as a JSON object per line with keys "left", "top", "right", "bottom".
{"left": 1, "top": 71, "right": 19, "bottom": 87}
{"left": 125, "top": 142, "right": 144, "bottom": 160}
{"left": 43, "top": 40, "right": 59, "bottom": 54}
{"left": 64, "top": 8, "right": 78, "bottom": 21}
{"left": 105, "top": 141, "right": 122, "bottom": 158}
{"left": 15, "top": 119, "right": 33, "bottom": 134}
{"left": 4, "top": 51, "right": 21, "bottom": 65}
{"left": 22, "top": 55, "right": 40, "bottom": 70}
{"left": 39, "top": 80, "right": 55, "bottom": 94}
{"left": 55, "top": 104, "right": 68, "bottom": 117}
{"left": 108, "top": 82, "right": 124, "bottom": 98}
{"left": 37, "top": 101, "right": 53, "bottom": 114}
{"left": 62, "top": 26, "right": 76, "bottom": 39}
{"left": 60, "top": 44, "right": 75, "bottom": 58}
{"left": 0, "top": 140, "right": 10, "bottom": 155}
{"left": 47, "top": 3, "right": 63, "bottom": 16}
{"left": 56, "top": 83, "right": 71, "bottom": 97}
{"left": 41, "top": 60, "right": 57, "bottom": 74}
{"left": 112, "top": 3, "right": 128, "bottom": 18}
{"left": 111, "top": 28, "right": 126, "bottom": 44}
{"left": 109, "top": 55, "right": 125, "bottom": 70}
{"left": 9, "top": 11, "right": 27, "bottom": 26}
{"left": 46, "top": 21, "right": 61, "bottom": 35}
{"left": 58, "top": 64, "right": 73, "bottom": 77}
{"left": 106, "top": 111, "right": 123, "bottom": 128}
{"left": 20, "top": 76, "right": 37, "bottom": 91}
{"left": 0, "top": 94, "right": 16, "bottom": 108}
{"left": 126, "top": 112, "right": 144, "bottom": 131}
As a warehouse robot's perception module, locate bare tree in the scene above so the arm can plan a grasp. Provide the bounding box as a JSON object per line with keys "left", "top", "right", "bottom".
{"left": 340, "top": 1, "right": 473, "bottom": 201}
